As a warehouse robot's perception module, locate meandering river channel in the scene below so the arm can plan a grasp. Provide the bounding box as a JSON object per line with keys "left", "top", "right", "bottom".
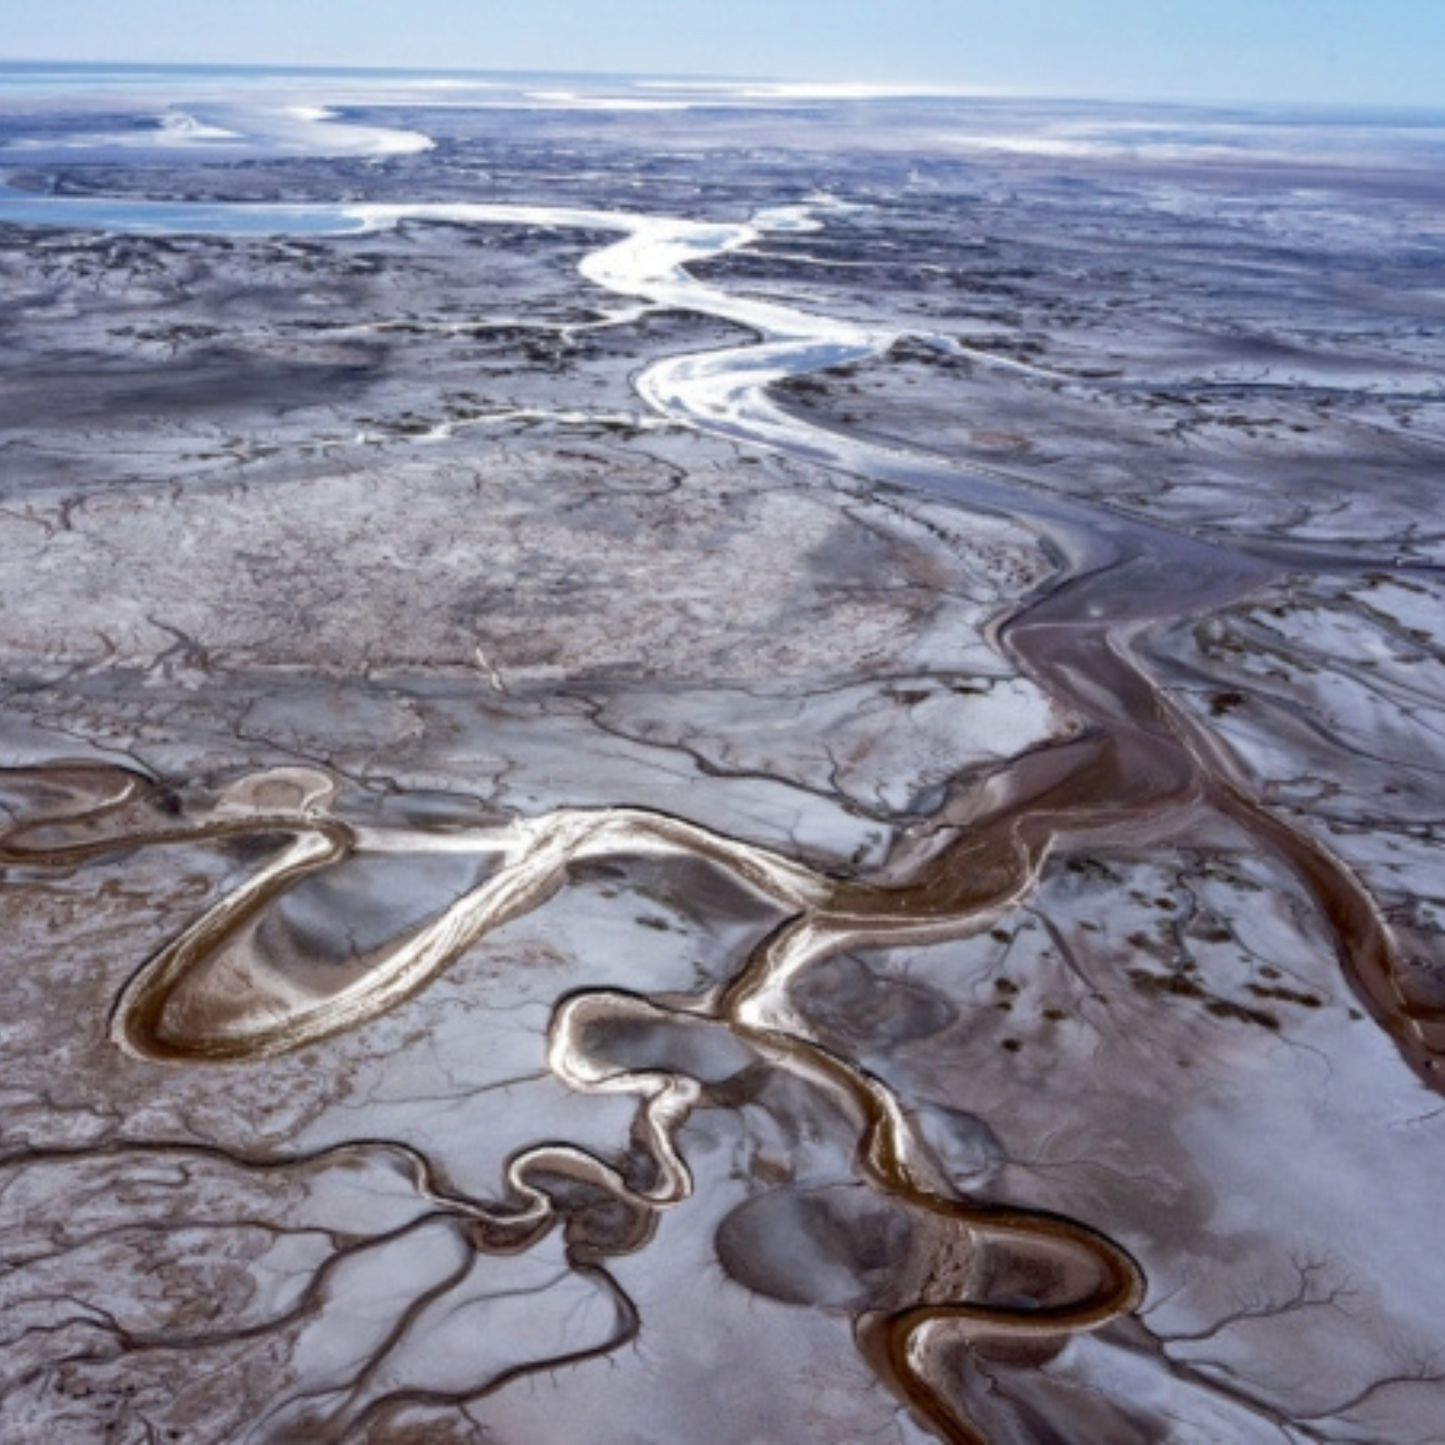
{"left": 1, "top": 187, "right": 1436, "bottom": 1441}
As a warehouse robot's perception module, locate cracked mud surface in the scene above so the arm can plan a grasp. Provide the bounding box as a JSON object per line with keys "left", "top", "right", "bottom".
{"left": 2, "top": 73, "right": 1444, "bottom": 1442}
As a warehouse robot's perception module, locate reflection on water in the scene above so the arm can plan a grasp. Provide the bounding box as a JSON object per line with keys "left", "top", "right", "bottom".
{"left": 0, "top": 190, "right": 367, "bottom": 236}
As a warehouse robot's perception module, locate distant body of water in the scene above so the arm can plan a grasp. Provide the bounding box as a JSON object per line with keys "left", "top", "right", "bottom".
{"left": 0, "top": 186, "right": 370, "bottom": 234}
{"left": 0, "top": 189, "right": 366, "bottom": 236}
{"left": 3, "top": 61, "right": 1444, "bottom": 163}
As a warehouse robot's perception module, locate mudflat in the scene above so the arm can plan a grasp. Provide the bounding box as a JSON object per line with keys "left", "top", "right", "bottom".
{"left": 1, "top": 71, "right": 1443, "bottom": 1442}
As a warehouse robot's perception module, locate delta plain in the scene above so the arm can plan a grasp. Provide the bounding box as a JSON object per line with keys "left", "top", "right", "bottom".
{"left": 0, "top": 67, "right": 1444, "bottom": 1443}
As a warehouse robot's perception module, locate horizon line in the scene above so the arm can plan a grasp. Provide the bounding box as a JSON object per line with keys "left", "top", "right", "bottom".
{"left": 1, "top": 57, "right": 1443, "bottom": 118}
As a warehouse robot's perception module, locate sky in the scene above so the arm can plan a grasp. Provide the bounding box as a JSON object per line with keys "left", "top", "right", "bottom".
{"left": 1, "top": 0, "right": 1443, "bottom": 109}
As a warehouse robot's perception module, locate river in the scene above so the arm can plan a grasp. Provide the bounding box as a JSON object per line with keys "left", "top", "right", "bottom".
{"left": 0, "top": 181, "right": 1438, "bottom": 1441}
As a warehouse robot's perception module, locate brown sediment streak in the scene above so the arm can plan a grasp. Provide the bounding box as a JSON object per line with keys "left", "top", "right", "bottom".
{"left": 998, "top": 557, "right": 1436, "bottom": 1094}
{"left": 1162, "top": 690, "right": 1445, "bottom": 1076}
{"left": 855, "top": 1216, "right": 1143, "bottom": 1445}
{"left": 1247, "top": 805, "right": 1445, "bottom": 1067}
